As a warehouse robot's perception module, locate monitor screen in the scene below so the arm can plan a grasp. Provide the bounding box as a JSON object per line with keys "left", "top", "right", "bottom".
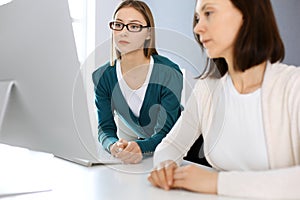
{"left": 0, "top": 0, "right": 97, "bottom": 160}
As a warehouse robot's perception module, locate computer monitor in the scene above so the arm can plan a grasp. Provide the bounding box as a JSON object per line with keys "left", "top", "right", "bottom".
{"left": 0, "top": 0, "right": 98, "bottom": 161}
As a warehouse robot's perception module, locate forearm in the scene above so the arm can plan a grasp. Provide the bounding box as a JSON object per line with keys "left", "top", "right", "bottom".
{"left": 137, "top": 105, "right": 182, "bottom": 155}
{"left": 135, "top": 133, "right": 165, "bottom": 155}
{"left": 154, "top": 137, "right": 185, "bottom": 166}
{"left": 153, "top": 86, "right": 203, "bottom": 166}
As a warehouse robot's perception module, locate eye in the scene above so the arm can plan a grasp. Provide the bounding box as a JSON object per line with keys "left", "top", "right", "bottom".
{"left": 129, "top": 23, "right": 141, "bottom": 30}
{"left": 204, "top": 11, "right": 212, "bottom": 17}
{"left": 194, "top": 15, "right": 200, "bottom": 24}
{"left": 114, "top": 22, "right": 123, "bottom": 28}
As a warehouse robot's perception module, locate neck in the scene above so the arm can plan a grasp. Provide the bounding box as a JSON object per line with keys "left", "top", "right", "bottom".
{"left": 227, "top": 60, "right": 267, "bottom": 94}
{"left": 120, "top": 50, "right": 150, "bottom": 72}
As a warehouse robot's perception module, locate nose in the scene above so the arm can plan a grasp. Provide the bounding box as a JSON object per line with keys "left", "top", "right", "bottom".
{"left": 193, "top": 19, "right": 206, "bottom": 35}
{"left": 119, "top": 26, "right": 129, "bottom": 36}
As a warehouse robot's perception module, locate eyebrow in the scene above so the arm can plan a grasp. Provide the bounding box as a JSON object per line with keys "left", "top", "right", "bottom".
{"left": 115, "top": 18, "right": 144, "bottom": 24}
{"left": 201, "top": 3, "right": 216, "bottom": 11}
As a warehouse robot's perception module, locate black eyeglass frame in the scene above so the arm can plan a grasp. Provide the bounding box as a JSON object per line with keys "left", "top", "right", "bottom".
{"left": 109, "top": 21, "right": 149, "bottom": 32}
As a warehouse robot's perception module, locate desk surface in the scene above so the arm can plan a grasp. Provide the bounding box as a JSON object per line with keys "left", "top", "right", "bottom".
{"left": 0, "top": 144, "right": 252, "bottom": 200}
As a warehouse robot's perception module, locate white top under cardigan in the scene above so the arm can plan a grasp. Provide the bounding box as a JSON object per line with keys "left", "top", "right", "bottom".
{"left": 208, "top": 75, "right": 269, "bottom": 171}
{"left": 153, "top": 62, "right": 300, "bottom": 199}
{"left": 116, "top": 56, "right": 154, "bottom": 117}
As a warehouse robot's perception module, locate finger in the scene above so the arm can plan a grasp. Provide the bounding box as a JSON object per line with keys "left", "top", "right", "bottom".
{"left": 123, "top": 153, "right": 142, "bottom": 164}
{"left": 115, "top": 143, "right": 131, "bottom": 159}
{"left": 115, "top": 142, "right": 125, "bottom": 153}
{"left": 121, "top": 146, "right": 142, "bottom": 164}
{"left": 117, "top": 147, "right": 123, "bottom": 153}
{"left": 118, "top": 147, "right": 140, "bottom": 162}
{"left": 149, "top": 169, "right": 164, "bottom": 189}
{"left": 119, "top": 142, "right": 138, "bottom": 157}
{"left": 116, "top": 141, "right": 126, "bottom": 150}
{"left": 122, "top": 152, "right": 136, "bottom": 163}
{"left": 123, "top": 142, "right": 135, "bottom": 152}
{"left": 148, "top": 174, "right": 159, "bottom": 187}
{"left": 118, "top": 138, "right": 128, "bottom": 146}
{"left": 165, "top": 162, "right": 177, "bottom": 186}
{"left": 110, "top": 143, "right": 119, "bottom": 157}
{"left": 117, "top": 143, "right": 134, "bottom": 159}
{"left": 118, "top": 138, "right": 125, "bottom": 142}
{"left": 116, "top": 150, "right": 131, "bottom": 161}
{"left": 156, "top": 166, "right": 170, "bottom": 190}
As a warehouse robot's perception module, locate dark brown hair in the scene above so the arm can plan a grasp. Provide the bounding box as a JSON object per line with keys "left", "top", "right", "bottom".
{"left": 112, "top": 0, "right": 157, "bottom": 62}
{"left": 194, "top": 0, "right": 285, "bottom": 78}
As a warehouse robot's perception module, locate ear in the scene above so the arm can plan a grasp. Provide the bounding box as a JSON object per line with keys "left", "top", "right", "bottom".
{"left": 146, "top": 29, "right": 151, "bottom": 40}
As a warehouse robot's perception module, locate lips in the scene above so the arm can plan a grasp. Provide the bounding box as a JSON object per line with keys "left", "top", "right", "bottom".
{"left": 201, "top": 39, "right": 211, "bottom": 48}
{"left": 118, "top": 40, "right": 130, "bottom": 45}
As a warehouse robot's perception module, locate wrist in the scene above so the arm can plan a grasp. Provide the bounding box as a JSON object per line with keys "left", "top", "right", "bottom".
{"left": 108, "top": 143, "right": 115, "bottom": 153}
{"left": 210, "top": 171, "right": 218, "bottom": 194}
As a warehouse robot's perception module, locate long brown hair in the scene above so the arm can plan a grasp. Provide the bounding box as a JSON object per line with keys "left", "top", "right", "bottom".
{"left": 194, "top": 0, "right": 285, "bottom": 78}
{"left": 110, "top": 0, "right": 157, "bottom": 65}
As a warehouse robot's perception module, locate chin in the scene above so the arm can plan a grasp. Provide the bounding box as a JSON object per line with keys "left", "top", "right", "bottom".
{"left": 205, "top": 50, "right": 220, "bottom": 59}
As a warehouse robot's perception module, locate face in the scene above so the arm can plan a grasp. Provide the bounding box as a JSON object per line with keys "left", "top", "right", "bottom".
{"left": 113, "top": 7, "right": 150, "bottom": 55}
{"left": 194, "top": 0, "right": 243, "bottom": 61}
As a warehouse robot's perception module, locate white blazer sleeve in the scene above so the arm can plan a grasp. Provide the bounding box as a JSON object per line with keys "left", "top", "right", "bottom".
{"left": 153, "top": 81, "right": 204, "bottom": 166}
{"left": 218, "top": 166, "right": 300, "bottom": 199}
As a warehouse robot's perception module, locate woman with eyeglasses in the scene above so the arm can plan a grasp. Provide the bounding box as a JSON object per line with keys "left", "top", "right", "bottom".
{"left": 92, "top": 0, "right": 183, "bottom": 164}
{"left": 148, "top": 0, "right": 300, "bottom": 199}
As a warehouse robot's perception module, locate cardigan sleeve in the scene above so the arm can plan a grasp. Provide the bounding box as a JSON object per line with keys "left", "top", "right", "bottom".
{"left": 153, "top": 80, "right": 204, "bottom": 166}
{"left": 92, "top": 68, "right": 118, "bottom": 152}
{"left": 136, "top": 63, "right": 183, "bottom": 154}
{"left": 218, "top": 166, "right": 300, "bottom": 199}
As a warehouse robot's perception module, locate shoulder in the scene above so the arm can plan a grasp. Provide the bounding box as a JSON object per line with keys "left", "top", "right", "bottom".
{"left": 92, "top": 61, "right": 116, "bottom": 85}
{"left": 152, "top": 54, "right": 182, "bottom": 74}
{"left": 267, "top": 62, "right": 300, "bottom": 77}
{"left": 194, "top": 75, "right": 224, "bottom": 93}
{"left": 265, "top": 62, "right": 300, "bottom": 86}
{"left": 263, "top": 62, "right": 300, "bottom": 102}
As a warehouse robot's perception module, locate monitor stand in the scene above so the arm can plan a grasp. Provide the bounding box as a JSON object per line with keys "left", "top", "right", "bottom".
{"left": 0, "top": 81, "right": 14, "bottom": 129}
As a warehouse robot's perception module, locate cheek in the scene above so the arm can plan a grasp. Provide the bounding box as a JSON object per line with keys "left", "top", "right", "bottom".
{"left": 216, "top": 25, "right": 239, "bottom": 49}
{"left": 216, "top": 14, "right": 242, "bottom": 45}
{"left": 113, "top": 32, "right": 123, "bottom": 40}
{"left": 222, "top": 31, "right": 236, "bottom": 45}
{"left": 132, "top": 34, "right": 147, "bottom": 46}
{"left": 223, "top": 19, "right": 242, "bottom": 45}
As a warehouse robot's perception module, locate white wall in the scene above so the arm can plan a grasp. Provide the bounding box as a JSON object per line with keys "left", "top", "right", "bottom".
{"left": 96, "top": 0, "right": 300, "bottom": 66}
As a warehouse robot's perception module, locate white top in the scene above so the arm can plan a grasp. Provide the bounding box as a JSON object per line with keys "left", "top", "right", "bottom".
{"left": 116, "top": 56, "right": 154, "bottom": 117}
{"left": 208, "top": 75, "right": 269, "bottom": 171}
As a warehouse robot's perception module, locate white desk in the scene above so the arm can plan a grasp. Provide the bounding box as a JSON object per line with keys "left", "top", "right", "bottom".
{"left": 0, "top": 144, "right": 254, "bottom": 200}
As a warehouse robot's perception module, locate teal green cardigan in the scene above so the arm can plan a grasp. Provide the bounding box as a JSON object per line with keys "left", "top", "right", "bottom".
{"left": 92, "top": 54, "right": 183, "bottom": 155}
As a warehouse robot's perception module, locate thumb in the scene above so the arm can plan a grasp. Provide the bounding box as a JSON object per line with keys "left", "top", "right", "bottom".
{"left": 118, "top": 138, "right": 128, "bottom": 145}
{"left": 117, "top": 138, "right": 128, "bottom": 148}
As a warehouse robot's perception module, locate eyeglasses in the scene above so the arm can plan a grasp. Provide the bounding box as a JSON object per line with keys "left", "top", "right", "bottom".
{"left": 109, "top": 21, "right": 149, "bottom": 32}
